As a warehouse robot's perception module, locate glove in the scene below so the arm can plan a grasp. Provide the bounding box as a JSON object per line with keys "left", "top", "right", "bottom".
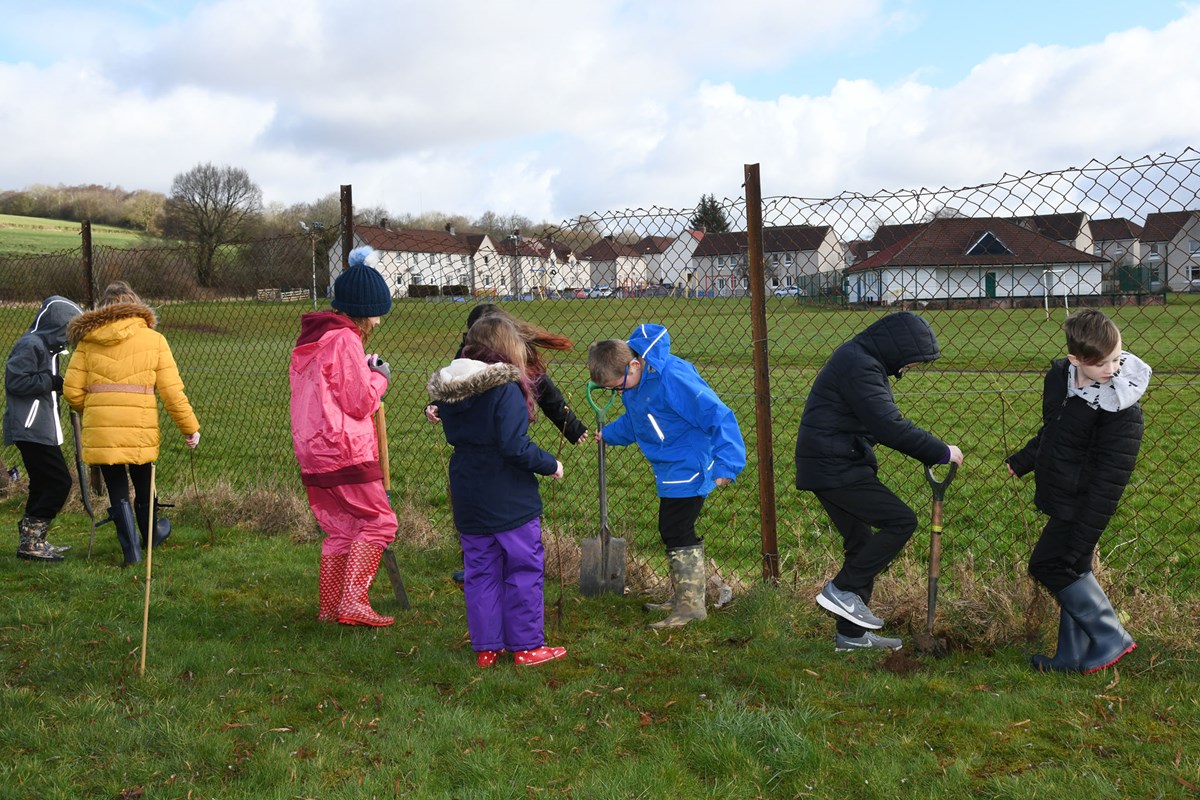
{"left": 366, "top": 354, "right": 391, "bottom": 381}
{"left": 51, "top": 374, "right": 65, "bottom": 393}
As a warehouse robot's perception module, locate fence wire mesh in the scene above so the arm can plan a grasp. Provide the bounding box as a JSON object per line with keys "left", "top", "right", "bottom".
{"left": 2, "top": 149, "right": 1198, "bottom": 596}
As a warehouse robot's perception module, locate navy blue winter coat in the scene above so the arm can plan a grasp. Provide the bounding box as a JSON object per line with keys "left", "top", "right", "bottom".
{"left": 427, "top": 358, "right": 558, "bottom": 535}
{"left": 795, "top": 312, "right": 949, "bottom": 491}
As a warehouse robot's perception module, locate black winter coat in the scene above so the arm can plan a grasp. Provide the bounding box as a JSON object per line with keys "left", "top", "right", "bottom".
{"left": 795, "top": 312, "right": 949, "bottom": 490}
{"left": 1006, "top": 358, "right": 1144, "bottom": 539}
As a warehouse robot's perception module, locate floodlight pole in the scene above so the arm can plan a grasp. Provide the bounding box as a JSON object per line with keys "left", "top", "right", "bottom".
{"left": 302, "top": 221, "right": 324, "bottom": 309}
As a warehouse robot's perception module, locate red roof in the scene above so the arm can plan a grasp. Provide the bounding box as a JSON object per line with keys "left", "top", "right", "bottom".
{"left": 693, "top": 225, "right": 829, "bottom": 257}
{"left": 356, "top": 225, "right": 470, "bottom": 255}
{"left": 1141, "top": 210, "right": 1197, "bottom": 242}
{"left": 848, "top": 217, "right": 1105, "bottom": 273}
{"left": 1089, "top": 217, "right": 1143, "bottom": 242}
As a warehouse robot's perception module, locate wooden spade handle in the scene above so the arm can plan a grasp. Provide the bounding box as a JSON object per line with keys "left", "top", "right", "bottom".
{"left": 375, "top": 403, "right": 390, "bottom": 491}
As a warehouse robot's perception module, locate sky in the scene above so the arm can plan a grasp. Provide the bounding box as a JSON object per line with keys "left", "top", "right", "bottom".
{"left": 1, "top": 0, "right": 1197, "bottom": 224}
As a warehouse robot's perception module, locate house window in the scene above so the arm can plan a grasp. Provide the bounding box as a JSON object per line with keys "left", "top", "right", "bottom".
{"left": 1148, "top": 243, "right": 1161, "bottom": 260}
{"left": 1190, "top": 239, "right": 1200, "bottom": 255}
{"left": 1093, "top": 245, "right": 1103, "bottom": 256}
{"left": 1191, "top": 263, "right": 1200, "bottom": 282}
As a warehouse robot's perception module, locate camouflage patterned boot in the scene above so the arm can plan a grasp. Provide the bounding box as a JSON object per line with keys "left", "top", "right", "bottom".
{"left": 16, "top": 517, "right": 64, "bottom": 562}
{"left": 649, "top": 544, "right": 708, "bottom": 629}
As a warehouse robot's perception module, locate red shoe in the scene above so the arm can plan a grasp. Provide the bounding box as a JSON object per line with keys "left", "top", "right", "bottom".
{"left": 476, "top": 649, "right": 503, "bottom": 668}
{"left": 513, "top": 645, "right": 567, "bottom": 666}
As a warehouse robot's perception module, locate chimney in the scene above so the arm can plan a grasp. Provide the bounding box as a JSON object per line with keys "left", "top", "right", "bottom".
{"left": 444, "top": 223, "right": 455, "bottom": 236}
{"left": 379, "top": 217, "right": 388, "bottom": 229}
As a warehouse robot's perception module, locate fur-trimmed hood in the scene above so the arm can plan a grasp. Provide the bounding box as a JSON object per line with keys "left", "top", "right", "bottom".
{"left": 427, "top": 359, "right": 521, "bottom": 405}
{"left": 68, "top": 303, "right": 157, "bottom": 347}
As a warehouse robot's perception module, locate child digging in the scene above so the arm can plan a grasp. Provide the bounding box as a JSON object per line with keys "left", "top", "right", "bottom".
{"left": 795, "top": 311, "right": 964, "bottom": 652}
{"left": 1007, "top": 308, "right": 1148, "bottom": 673}
{"left": 588, "top": 324, "right": 746, "bottom": 629}
{"left": 290, "top": 246, "right": 397, "bottom": 627}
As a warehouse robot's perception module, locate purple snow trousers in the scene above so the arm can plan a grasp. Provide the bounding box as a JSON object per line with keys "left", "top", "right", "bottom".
{"left": 460, "top": 518, "right": 545, "bottom": 653}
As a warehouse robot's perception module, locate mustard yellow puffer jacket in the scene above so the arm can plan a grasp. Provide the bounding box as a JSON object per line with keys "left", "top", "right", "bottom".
{"left": 64, "top": 303, "right": 200, "bottom": 465}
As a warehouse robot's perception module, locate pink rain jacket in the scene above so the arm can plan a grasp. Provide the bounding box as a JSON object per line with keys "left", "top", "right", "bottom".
{"left": 289, "top": 312, "right": 387, "bottom": 487}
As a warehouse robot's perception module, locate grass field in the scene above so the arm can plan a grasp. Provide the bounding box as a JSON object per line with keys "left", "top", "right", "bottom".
{"left": 0, "top": 213, "right": 149, "bottom": 256}
{"left": 3, "top": 288, "right": 1200, "bottom": 796}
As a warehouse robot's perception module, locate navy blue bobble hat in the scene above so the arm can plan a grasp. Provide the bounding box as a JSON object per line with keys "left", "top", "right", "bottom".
{"left": 332, "top": 246, "right": 393, "bottom": 317}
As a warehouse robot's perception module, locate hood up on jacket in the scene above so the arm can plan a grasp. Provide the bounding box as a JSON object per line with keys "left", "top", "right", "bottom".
{"left": 28, "top": 296, "right": 82, "bottom": 354}
{"left": 627, "top": 323, "right": 672, "bottom": 371}
{"left": 68, "top": 302, "right": 156, "bottom": 348}
{"left": 427, "top": 359, "right": 522, "bottom": 406}
{"left": 854, "top": 311, "right": 940, "bottom": 378}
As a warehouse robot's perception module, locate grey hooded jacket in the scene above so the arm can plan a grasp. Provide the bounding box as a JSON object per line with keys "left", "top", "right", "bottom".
{"left": 3, "top": 296, "right": 83, "bottom": 446}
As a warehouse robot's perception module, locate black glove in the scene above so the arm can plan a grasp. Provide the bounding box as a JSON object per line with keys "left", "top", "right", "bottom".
{"left": 51, "top": 374, "right": 65, "bottom": 393}
{"left": 366, "top": 355, "right": 391, "bottom": 381}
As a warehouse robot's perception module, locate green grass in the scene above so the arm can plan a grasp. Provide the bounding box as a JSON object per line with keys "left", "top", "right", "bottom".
{"left": 4, "top": 293, "right": 1200, "bottom": 797}
{"left": 1, "top": 503, "right": 1198, "bottom": 799}
{"left": 0, "top": 213, "right": 148, "bottom": 256}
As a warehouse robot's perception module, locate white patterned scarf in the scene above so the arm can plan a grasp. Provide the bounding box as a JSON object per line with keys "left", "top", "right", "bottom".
{"left": 1067, "top": 351, "right": 1152, "bottom": 412}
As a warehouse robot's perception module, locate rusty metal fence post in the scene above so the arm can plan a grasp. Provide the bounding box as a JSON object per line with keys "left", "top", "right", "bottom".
{"left": 744, "top": 164, "right": 780, "bottom": 583}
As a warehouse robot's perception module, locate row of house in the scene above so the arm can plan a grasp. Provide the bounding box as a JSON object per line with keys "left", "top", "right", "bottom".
{"left": 329, "top": 209, "right": 1200, "bottom": 302}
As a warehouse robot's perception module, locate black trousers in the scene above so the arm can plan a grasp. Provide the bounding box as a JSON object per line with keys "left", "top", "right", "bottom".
{"left": 100, "top": 463, "right": 155, "bottom": 536}
{"left": 15, "top": 441, "right": 73, "bottom": 520}
{"left": 658, "top": 495, "right": 706, "bottom": 550}
{"left": 814, "top": 478, "right": 918, "bottom": 636}
{"left": 1028, "top": 516, "right": 1098, "bottom": 593}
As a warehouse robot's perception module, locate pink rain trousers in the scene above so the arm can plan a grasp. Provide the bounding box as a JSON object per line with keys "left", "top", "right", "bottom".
{"left": 305, "top": 481, "right": 397, "bottom": 557}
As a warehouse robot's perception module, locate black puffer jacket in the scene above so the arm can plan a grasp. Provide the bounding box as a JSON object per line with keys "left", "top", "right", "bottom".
{"left": 795, "top": 312, "right": 949, "bottom": 490}
{"left": 1006, "top": 358, "right": 1144, "bottom": 538}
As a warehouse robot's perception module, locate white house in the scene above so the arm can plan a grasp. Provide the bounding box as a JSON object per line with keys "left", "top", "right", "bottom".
{"left": 690, "top": 225, "right": 841, "bottom": 297}
{"left": 846, "top": 217, "right": 1107, "bottom": 304}
{"left": 1140, "top": 210, "right": 1200, "bottom": 292}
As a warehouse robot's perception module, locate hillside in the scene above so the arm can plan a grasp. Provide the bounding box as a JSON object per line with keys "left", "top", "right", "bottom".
{"left": 0, "top": 213, "right": 148, "bottom": 256}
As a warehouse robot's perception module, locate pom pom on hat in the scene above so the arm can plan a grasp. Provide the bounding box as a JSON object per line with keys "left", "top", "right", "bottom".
{"left": 333, "top": 246, "right": 393, "bottom": 317}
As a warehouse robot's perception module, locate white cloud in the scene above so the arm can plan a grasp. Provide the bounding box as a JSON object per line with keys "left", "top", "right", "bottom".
{"left": 0, "top": 0, "right": 1197, "bottom": 224}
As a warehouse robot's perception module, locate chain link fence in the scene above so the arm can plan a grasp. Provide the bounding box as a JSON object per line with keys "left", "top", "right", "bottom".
{"left": 3, "top": 149, "right": 1198, "bottom": 597}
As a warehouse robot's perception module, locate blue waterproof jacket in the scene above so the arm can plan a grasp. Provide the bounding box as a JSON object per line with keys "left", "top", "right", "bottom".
{"left": 602, "top": 324, "right": 746, "bottom": 498}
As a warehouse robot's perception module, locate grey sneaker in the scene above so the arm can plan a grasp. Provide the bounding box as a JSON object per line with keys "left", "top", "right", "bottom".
{"left": 816, "top": 581, "right": 884, "bottom": 629}
{"left": 835, "top": 631, "right": 903, "bottom": 652}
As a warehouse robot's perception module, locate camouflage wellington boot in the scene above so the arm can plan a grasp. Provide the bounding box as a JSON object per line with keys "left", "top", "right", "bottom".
{"left": 649, "top": 544, "right": 708, "bottom": 629}
{"left": 16, "top": 517, "right": 64, "bottom": 562}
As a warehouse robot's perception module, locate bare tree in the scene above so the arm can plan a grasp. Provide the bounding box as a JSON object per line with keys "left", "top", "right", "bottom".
{"left": 165, "top": 163, "right": 262, "bottom": 286}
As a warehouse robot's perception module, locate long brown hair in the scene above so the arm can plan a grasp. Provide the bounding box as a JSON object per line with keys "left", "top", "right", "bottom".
{"left": 463, "top": 315, "right": 538, "bottom": 420}
{"left": 468, "top": 305, "right": 572, "bottom": 378}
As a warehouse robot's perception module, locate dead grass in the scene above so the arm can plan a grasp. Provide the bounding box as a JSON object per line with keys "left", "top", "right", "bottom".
{"left": 15, "top": 477, "right": 1200, "bottom": 649}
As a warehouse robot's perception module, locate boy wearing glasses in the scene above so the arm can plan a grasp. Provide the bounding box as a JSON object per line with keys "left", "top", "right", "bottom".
{"left": 587, "top": 324, "right": 746, "bottom": 628}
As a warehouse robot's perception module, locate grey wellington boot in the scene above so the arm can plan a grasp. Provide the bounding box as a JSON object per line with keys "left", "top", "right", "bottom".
{"left": 1031, "top": 607, "right": 1089, "bottom": 673}
{"left": 649, "top": 544, "right": 708, "bottom": 629}
{"left": 1060, "top": 572, "right": 1137, "bottom": 673}
{"left": 109, "top": 501, "right": 142, "bottom": 565}
{"left": 16, "top": 517, "right": 64, "bottom": 562}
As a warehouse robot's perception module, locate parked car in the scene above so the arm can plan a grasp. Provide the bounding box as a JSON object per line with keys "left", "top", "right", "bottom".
{"left": 773, "top": 285, "right": 800, "bottom": 297}
{"left": 587, "top": 285, "right": 614, "bottom": 298}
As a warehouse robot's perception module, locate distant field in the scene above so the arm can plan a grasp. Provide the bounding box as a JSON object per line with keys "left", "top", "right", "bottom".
{"left": 0, "top": 213, "right": 148, "bottom": 255}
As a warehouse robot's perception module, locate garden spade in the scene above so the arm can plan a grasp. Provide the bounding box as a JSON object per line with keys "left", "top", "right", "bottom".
{"left": 924, "top": 462, "right": 957, "bottom": 637}
{"left": 374, "top": 403, "right": 411, "bottom": 610}
{"left": 579, "top": 381, "right": 626, "bottom": 597}
{"left": 70, "top": 411, "right": 99, "bottom": 557}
